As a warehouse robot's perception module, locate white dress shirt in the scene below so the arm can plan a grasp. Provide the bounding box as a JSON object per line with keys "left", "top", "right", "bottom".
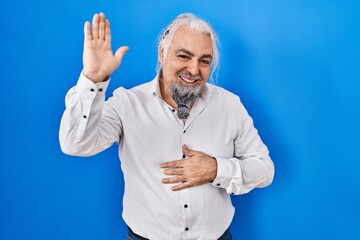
{"left": 59, "top": 73, "right": 274, "bottom": 240}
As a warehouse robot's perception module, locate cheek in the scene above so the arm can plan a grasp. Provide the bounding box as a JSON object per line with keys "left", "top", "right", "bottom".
{"left": 200, "top": 68, "right": 211, "bottom": 79}
{"left": 164, "top": 62, "right": 186, "bottom": 76}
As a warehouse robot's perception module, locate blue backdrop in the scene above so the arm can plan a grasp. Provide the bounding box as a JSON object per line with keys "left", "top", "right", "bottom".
{"left": 1, "top": 0, "right": 359, "bottom": 239}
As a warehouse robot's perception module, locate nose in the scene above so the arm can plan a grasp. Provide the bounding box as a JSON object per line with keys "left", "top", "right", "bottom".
{"left": 187, "top": 60, "right": 200, "bottom": 76}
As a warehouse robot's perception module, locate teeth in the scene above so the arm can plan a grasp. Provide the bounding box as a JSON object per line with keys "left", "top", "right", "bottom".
{"left": 180, "top": 76, "right": 196, "bottom": 83}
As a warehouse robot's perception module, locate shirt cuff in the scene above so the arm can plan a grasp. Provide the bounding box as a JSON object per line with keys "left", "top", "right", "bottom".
{"left": 212, "top": 157, "right": 236, "bottom": 194}
{"left": 76, "top": 72, "right": 110, "bottom": 99}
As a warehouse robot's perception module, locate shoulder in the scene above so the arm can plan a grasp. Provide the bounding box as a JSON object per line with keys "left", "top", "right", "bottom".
{"left": 112, "top": 81, "right": 153, "bottom": 100}
{"left": 105, "top": 80, "right": 154, "bottom": 114}
{"left": 207, "top": 84, "right": 241, "bottom": 104}
{"left": 206, "top": 84, "right": 250, "bottom": 118}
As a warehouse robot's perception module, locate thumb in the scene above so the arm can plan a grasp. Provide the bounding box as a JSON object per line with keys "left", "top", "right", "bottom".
{"left": 182, "top": 144, "right": 196, "bottom": 157}
{"left": 114, "top": 46, "right": 129, "bottom": 64}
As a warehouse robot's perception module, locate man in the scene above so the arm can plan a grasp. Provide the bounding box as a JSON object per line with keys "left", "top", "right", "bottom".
{"left": 59, "top": 12, "right": 274, "bottom": 240}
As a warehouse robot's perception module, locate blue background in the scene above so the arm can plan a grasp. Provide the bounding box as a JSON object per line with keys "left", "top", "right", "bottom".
{"left": 1, "top": 0, "right": 359, "bottom": 239}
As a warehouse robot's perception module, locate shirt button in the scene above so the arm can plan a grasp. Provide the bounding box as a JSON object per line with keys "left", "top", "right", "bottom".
{"left": 182, "top": 155, "right": 186, "bottom": 158}
{"left": 99, "top": 88, "right": 103, "bottom": 92}
{"left": 184, "top": 204, "right": 188, "bottom": 208}
{"left": 90, "top": 88, "right": 95, "bottom": 92}
{"left": 216, "top": 183, "right": 220, "bottom": 186}
{"left": 83, "top": 115, "right": 87, "bottom": 119}
{"left": 231, "top": 192, "right": 234, "bottom": 195}
{"left": 171, "top": 109, "right": 175, "bottom": 112}
{"left": 185, "top": 227, "right": 189, "bottom": 231}
{"left": 183, "top": 130, "right": 186, "bottom": 134}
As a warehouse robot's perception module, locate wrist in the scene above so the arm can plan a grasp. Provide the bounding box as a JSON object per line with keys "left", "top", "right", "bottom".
{"left": 82, "top": 69, "right": 109, "bottom": 83}
{"left": 209, "top": 156, "right": 218, "bottom": 182}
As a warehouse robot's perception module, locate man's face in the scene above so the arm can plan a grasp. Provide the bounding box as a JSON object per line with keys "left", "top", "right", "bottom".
{"left": 159, "top": 26, "right": 213, "bottom": 98}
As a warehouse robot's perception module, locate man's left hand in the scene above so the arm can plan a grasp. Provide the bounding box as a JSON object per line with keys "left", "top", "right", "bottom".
{"left": 160, "top": 145, "right": 217, "bottom": 191}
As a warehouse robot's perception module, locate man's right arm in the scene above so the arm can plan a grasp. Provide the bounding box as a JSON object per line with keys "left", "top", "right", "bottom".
{"left": 59, "top": 73, "right": 121, "bottom": 156}
{"left": 59, "top": 12, "right": 128, "bottom": 156}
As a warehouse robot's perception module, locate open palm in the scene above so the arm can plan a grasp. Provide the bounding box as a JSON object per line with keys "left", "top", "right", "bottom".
{"left": 82, "top": 13, "right": 128, "bottom": 82}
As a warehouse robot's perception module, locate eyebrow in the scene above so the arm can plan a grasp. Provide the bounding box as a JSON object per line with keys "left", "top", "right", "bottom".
{"left": 175, "top": 48, "right": 213, "bottom": 59}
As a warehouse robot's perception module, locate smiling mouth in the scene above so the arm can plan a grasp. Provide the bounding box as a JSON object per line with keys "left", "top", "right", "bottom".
{"left": 179, "top": 75, "right": 198, "bottom": 83}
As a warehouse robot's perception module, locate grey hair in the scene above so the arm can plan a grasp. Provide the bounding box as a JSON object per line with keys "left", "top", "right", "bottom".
{"left": 156, "top": 13, "right": 220, "bottom": 83}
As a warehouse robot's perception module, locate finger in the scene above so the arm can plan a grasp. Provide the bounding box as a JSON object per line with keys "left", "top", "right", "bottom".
{"left": 161, "top": 175, "right": 186, "bottom": 184}
{"left": 114, "top": 46, "right": 129, "bottom": 64}
{"left": 163, "top": 168, "right": 184, "bottom": 175}
{"left": 182, "top": 144, "right": 196, "bottom": 157}
{"left": 92, "top": 13, "right": 100, "bottom": 39}
{"left": 171, "top": 182, "right": 192, "bottom": 191}
{"left": 99, "top": 12, "right": 105, "bottom": 40}
{"left": 105, "top": 19, "right": 111, "bottom": 43}
{"left": 160, "top": 159, "right": 184, "bottom": 168}
{"left": 84, "top": 21, "right": 92, "bottom": 41}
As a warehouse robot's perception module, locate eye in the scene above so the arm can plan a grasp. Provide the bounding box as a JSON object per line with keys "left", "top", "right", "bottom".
{"left": 177, "top": 54, "right": 190, "bottom": 60}
{"left": 200, "top": 59, "right": 211, "bottom": 65}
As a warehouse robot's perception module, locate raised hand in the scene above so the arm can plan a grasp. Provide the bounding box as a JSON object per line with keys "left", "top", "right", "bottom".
{"left": 82, "top": 12, "right": 129, "bottom": 83}
{"left": 160, "top": 145, "right": 218, "bottom": 191}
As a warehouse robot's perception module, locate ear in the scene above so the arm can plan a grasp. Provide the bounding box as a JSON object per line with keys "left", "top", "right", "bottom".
{"left": 158, "top": 46, "right": 164, "bottom": 64}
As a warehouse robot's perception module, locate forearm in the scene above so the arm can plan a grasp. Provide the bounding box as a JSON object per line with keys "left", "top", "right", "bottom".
{"left": 212, "top": 154, "right": 274, "bottom": 195}
{"left": 59, "top": 73, "right": 113, "bottom": 156}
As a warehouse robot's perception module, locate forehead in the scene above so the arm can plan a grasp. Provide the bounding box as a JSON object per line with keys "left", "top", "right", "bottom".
{"left": 169, "top": 26, "right": 213, "bottom": 56}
